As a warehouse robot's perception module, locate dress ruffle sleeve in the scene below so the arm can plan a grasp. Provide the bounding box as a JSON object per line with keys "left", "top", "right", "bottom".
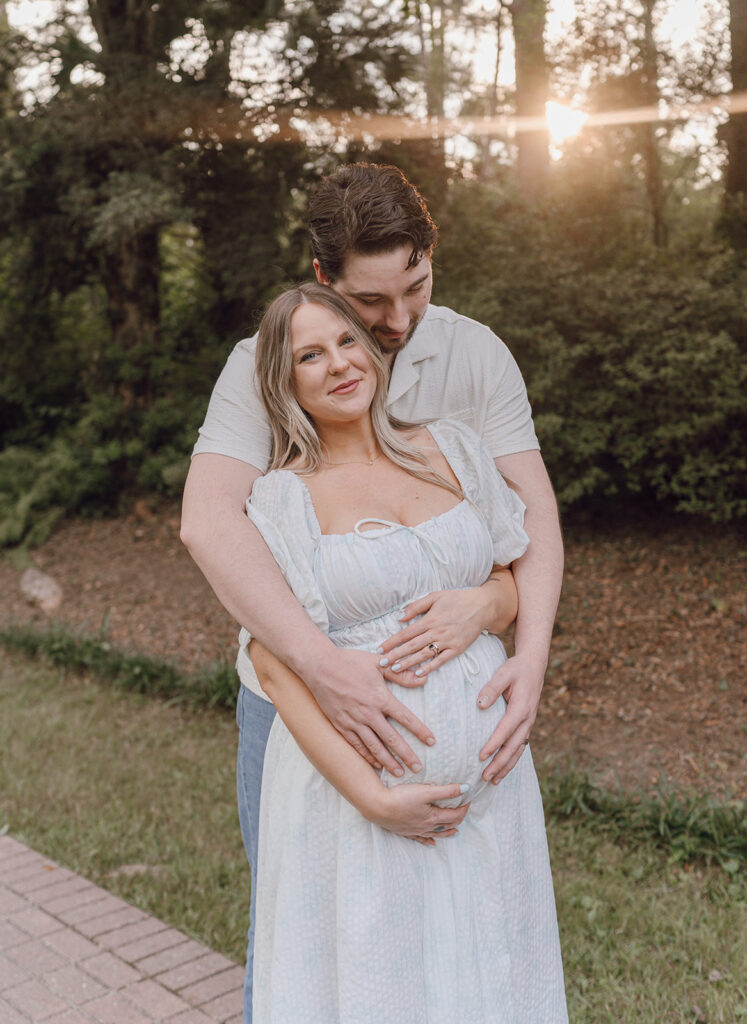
{"left": 244, "top": 470, "right": 329, "bottom": 634}
{"left": 428, "top": 419, "right": 530, "bottom": 566}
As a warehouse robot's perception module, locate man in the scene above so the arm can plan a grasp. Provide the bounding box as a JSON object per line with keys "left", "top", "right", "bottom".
{"left": 181, "top": 163, "right": 563, "bottom": 1021}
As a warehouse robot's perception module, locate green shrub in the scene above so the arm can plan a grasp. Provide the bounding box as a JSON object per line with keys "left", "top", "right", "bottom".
{"left": 542, "top": 763, "right": 746, "bottom": 870}
{"left": 435, "top": 184, "right": 747, "bottom": 520}
{"left": 0, "top": 624, "right": 238, "bottom": 710}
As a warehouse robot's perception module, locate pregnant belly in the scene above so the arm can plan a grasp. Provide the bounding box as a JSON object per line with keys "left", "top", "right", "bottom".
{"left": 380, "top": 632, "right": 507, "bottom": 812}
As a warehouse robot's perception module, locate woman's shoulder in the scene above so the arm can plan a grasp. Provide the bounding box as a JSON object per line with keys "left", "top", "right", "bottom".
{"left": 248, "top": 466, "right": 300, "bottom": 502}
{"left": 425, "top": 418, "right": 503, "bottom": 497}
{"left": 394, "top": 418, "right": 481, "bottom": 451}
{"left": 248, "top": 469, "right": 319, "bottom": 536}
{"left": 425, "top": 418, "right": 484, "bottom": 457}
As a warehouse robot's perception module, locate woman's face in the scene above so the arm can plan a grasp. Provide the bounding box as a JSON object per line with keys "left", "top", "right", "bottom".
{"left": 289, "top": 302, "right": 377, "bottom": 427}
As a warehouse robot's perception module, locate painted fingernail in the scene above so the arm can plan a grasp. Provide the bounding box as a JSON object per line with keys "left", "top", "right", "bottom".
{"left": 411, "top": 761, "right": 422, "bottom": 772}
{"left": 426, "top": 736, "right": 435, "bottom": 746}
{"left": 375, "top": 647, "right": 384, "bottom": 654}
{"left": 394, "top": 766, "right": 404, "bottom": 777}
{"left": 459, "top": 784, "right": 470, "bottom": 794}
{"left": 391, "top": 662, "right": 402, "bottom": 672}
{"left": 415, "top": 668, "right": 424, "bottom": 677}
{"left": 379, "top": 657, "right": 389, "bottom": 667}
{"left": 477, "top": 696, "right": 487, "bottom": 707}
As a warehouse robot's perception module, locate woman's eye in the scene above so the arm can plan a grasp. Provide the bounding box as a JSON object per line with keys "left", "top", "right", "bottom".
{"left": 341, "top": 336, "right": 356, "bottom": 346}
{"left": 299, "top": 351, "right": 319, "bottom": 363}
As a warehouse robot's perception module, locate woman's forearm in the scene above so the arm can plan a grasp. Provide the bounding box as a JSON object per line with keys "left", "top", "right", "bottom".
{"left": 250, "top": 641, "right": 388, "bottom": 820}
{"left": 251, "top": 641, "right": 471, "bottom": 840}
{"left": 482, "top": 567, "right": 519, "bottom": 635}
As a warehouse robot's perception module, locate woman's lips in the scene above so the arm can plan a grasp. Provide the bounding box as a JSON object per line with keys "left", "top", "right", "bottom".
{"left": 331, "top": 379, "right": 359, "bottom": 394}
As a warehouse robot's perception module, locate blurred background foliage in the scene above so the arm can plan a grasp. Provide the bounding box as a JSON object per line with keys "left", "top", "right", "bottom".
{"left": 0, "top": 0, "right": 745, "bottom": 547}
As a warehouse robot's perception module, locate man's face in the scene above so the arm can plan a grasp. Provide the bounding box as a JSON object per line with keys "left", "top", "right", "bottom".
{"left": 315, "top": 245, "right": 432, "bottom": 358}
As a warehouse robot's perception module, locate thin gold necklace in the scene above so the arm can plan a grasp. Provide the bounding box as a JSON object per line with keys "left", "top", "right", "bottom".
{"left": 324, "top": 451, "right": 382, "bottom": 467}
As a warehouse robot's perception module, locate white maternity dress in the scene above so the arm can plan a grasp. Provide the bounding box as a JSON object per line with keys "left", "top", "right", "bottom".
{"left": 246, "top": 419, "right": 567, "bottom": 1024}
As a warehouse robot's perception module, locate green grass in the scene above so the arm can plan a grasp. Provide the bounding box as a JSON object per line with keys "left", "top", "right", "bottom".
{"left": 0, "top": 650, "right": 249, "bottom": 958}
{"left": 542, "top": 763, "right": 746, "bottom": 871}
{"left": 1, "top": 650, "right": 745, "bottom": 1021}
{"left": 3, "top": 623, "right": 744, "bottom": 871}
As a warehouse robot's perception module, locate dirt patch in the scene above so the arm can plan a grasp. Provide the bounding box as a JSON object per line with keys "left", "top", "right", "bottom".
{"left": 1, "top": 504, "right": 744, "bottom": 799}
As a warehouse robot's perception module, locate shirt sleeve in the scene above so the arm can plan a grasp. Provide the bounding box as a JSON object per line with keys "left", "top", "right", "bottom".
{"left": 482, "top": 334, "right": 540, "bottom": 459}
{"left": 245, "top": 472, "right": 329, "bottom": 634}
{"left": 191, "top": 337, "right": 273, "bottom": 471}
{"left": 236, "top": 472, "right": 329, "bottom": 697}
{"left": 430, "top": 419, "right": 530, "bottom": 566}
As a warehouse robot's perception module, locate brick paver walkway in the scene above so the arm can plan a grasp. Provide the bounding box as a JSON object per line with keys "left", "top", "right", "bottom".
{"left": 0, "top": 836, "right": 244, "bottom": 1023}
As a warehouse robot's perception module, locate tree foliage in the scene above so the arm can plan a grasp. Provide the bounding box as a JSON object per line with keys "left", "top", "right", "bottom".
{"left": 0, "top": 0, "right": 744, "bottom": 548}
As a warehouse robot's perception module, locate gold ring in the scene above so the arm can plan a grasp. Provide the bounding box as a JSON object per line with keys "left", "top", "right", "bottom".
{"left": 428, "top": 642, "right": 441, "bottom": 656}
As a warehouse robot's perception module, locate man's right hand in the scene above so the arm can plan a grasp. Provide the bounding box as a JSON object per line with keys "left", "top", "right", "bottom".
{"left": 307, "top": 648, "right": 435, "bottom": 776}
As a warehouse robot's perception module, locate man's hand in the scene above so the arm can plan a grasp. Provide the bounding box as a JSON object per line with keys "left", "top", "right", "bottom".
{"left": 295, "top": 648, "right": 436, "bottom": 778}
{"left": 365, "top": 782, "right": 470, "bottom": 843}
{"left": 377, "top": 572, "right": 517, "bottom": 679}
{"left": 476, "top": 653, "right": 546, "bottom": 783}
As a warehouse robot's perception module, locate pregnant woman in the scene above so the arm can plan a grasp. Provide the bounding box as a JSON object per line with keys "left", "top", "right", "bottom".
{"left": 246, "top": 282, "right": 567, "bottom": 1023}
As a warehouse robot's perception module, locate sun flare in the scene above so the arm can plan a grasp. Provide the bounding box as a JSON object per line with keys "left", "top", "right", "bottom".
{"left": 545, "top": 102, "right": 589, "bottom": 144}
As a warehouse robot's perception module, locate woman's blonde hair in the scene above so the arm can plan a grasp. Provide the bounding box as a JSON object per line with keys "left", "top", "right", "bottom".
{"left": 254, "top": 282, "right": 462, "bottom": 499}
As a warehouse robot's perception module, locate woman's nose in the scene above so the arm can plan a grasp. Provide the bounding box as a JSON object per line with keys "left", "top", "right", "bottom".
{"left": 328, "top": 348, "right": 350, "bottom": 372}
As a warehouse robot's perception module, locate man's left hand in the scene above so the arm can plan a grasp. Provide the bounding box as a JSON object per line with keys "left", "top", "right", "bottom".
{"left": 476, "top": 654, "right": 546, "bottom": 782}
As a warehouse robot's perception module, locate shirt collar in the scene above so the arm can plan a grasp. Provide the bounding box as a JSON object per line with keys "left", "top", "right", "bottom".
{"left": 386, "top": 306, "right": 439, "bottom": 406}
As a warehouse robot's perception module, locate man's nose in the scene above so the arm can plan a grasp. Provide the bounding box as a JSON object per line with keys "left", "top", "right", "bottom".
{"left": 384, "top": 301, "right": 410, "bottom": 333}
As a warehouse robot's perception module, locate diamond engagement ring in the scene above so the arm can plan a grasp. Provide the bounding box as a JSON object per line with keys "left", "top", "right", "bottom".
{"left": 428, "top": 642, "right": 441, "bottom": 656}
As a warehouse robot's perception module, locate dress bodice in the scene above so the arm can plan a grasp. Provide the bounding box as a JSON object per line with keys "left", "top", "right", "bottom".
{"left": 314, "top": 502, "right": 495, "bottom": 633}
{"left": 244, "top": 419, "right": 530, "bottom": 645}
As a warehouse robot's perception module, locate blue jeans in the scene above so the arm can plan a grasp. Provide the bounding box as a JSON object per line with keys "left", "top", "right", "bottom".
{"left": 236, "top": 684, "right": 277, "bottom": 1024}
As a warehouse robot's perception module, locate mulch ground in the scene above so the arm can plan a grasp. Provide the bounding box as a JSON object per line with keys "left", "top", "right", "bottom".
{"left": 1, "top": 502, "right": 745, "bottom": 800}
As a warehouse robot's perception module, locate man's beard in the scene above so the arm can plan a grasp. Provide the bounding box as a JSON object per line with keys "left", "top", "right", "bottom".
{"left": 372, "top": 314, "right": 422, "bottom": 356}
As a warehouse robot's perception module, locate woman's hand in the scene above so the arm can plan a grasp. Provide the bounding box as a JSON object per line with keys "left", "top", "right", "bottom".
{"left": 365, "top": 782, "right": 470, "bottom": 842}
{"left": 378, "top": 572, "right": 517, "bottom": 681}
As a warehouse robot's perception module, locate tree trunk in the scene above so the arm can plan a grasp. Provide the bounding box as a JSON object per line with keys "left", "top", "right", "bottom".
{"left": 723, "top": 0, "right": 747, "bottom": 247}
{"left": 414, "top": 1, "right": 447, "bottom": 194}
{"left": 640, "top": 0, "right": 667, "bottom": 247}
{"left": 99, "top": 231, "right": 161, "bottom": 408}
{"left": 477, "top": 1, "right": 507, "bottom": 181}
{"left": 88, "top": 0, "right": 155, "bottom": 60}
{"left": 510, "top": 0, "right": 549, "bottom": 201}
{"left": 86, "top": 0, "right": 162, "bottom": 397}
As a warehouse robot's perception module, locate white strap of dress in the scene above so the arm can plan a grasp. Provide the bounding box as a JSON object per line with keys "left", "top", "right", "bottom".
{"left": 352, "top": 517, "right": 480, "bottom": 675}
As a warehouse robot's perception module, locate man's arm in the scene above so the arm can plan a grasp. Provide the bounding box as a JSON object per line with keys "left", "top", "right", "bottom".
{"left": 477, "top": 450, "right": 563, "bottom": 782}
{"left": 251, "top": 641, "right": 470, "bottom": 842}
{"left": 180, "top": 453, "right": 434, "bottom": 774}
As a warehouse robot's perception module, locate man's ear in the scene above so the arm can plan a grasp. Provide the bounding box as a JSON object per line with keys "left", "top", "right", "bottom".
{"left": 313, "top": 259, "right": 332, "bottom": 286}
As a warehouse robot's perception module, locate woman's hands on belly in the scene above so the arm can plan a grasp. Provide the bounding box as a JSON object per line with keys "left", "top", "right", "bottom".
{"left": 365, "top": 781, "right": 472, "bottom": 846}
{"left": 377, "top": 575, "right": 516, "bottom": 680}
